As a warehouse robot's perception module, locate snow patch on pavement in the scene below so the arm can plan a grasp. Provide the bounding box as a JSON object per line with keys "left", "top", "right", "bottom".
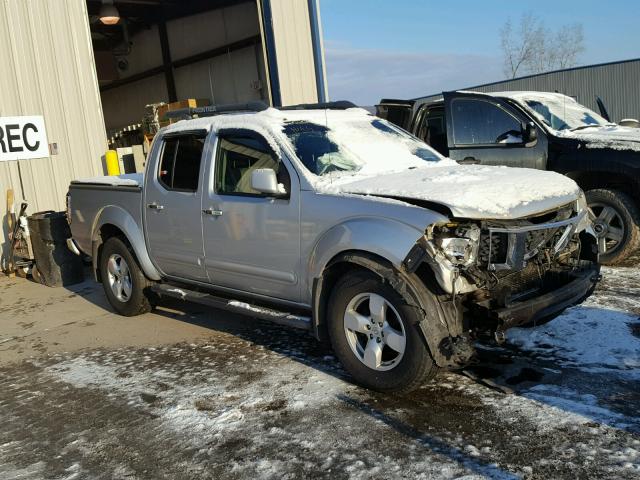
{"left": 508, "top": 306, "right": 640, "bottom": 376}
{"left": 508, "top": 267, "right": 640, "bottom": 378}
{"left": 523, "top": 384, "right": 633, "bottom": 429}
{"left": 46, "top": 347, "right": 352, "bottom": 445}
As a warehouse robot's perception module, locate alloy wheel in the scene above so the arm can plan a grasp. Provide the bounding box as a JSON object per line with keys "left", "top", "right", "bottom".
{"left": 343, "top": 292, "right": 406, "bottom": 371}
{"left": 107, "top": 254, "right": 133, "bottom": 302}
{"left": 590, "top": 202, "right": 625, "bottom": 254}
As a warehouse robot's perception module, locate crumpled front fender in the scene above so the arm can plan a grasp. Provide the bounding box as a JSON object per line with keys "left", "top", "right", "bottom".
{"left": 307, "top": 217, "right": 433, "bottom": 298}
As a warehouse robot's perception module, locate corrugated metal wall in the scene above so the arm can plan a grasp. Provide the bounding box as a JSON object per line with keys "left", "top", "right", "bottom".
{"left": 0, "top": 0, "right": 107, "bottom": 263}
{"left": 416, "top": 59, "right": 640, "bottom": 122}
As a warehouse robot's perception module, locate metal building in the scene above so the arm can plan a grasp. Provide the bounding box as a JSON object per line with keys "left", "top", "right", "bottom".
{"left": 0, "top": 0, "right": 328, "bottom": 263}
{"left": 416, "top": 58, "right": 640, "bottom": 123}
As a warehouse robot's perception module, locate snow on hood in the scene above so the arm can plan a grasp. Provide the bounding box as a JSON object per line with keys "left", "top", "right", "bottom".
{"left": 325, "top": 165, "right": 581, "bottom": 219}
{"left": 499, "top": 91, "right": 640, "bottom": 152}
{"left": 557, "top": 125, "right": 640, "bottom": 152}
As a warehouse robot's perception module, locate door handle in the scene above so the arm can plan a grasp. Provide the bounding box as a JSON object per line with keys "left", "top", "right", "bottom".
{"left": 203, "top": 208, "right": 223, "bottom": 216}
{"left": 147, "top": 202, "right": 164, "bottom": 210}
{"left": 457, "top": 156, "right": 480, "bottom": 165}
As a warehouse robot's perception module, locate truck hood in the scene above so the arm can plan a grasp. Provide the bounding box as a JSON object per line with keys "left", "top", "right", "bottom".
{"left": 557, "top": 125, "right": 640, "bottom": 152}
{"left": 332, "top": 165, "right": 580, "bottom": 219}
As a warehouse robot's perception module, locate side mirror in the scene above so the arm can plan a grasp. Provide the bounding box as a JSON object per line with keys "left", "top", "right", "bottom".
{"left": 251, "top": 168, "right": 281, "bottom": 195}
{"left": 523, "top": 122, "right": 538, "bottom": 144}
{"left": 619, "top": 118, "right": 640, "bottom": 128}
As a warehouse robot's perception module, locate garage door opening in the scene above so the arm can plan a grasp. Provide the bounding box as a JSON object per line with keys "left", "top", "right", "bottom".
{"left": 87, "top": 0, "right": 274, "bottom": 155}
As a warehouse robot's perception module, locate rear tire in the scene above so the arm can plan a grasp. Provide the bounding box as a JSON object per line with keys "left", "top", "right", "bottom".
{"left": 327, "top": 270, "right": 438, "bottom": 393}
{"left": 100, "top": 236, "right": 152, "bottom": 316}
{"left": 586, "top": 189, "right": 640, "bottom": 266}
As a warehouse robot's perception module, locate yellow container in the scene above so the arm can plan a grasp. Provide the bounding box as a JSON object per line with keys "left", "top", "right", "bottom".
{"left": 105, "top": 150, "right": 120, "bottom": 176}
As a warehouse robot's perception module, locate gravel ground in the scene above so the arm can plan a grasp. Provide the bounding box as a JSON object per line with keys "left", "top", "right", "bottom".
{"left": 0, "top": 267, "right": 638, "bottom": 480}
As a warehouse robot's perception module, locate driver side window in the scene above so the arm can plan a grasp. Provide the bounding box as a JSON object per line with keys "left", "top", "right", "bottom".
{"left": 451, "top": 99, "right": 522, "bottom": 146}
{"left": 215, "top": 133, "right": 291, "bottom": 198}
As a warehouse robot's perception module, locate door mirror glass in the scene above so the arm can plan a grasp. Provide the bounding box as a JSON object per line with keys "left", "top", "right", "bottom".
{"left": 251, "top": 168, "right": 282, "bottom": 195}
{"left": 523, "top": 122, "right": 538, "bottom": 144}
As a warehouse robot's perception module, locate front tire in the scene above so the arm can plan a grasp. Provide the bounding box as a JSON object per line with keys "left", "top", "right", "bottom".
{"left": 586, "top": 189, "right": 640, "bottom": 266}
{"left": 100, "top": 236, "right": 152, "bottom": 316}
{"left": 327, "top": 270, "right": 438, "bottom": 393}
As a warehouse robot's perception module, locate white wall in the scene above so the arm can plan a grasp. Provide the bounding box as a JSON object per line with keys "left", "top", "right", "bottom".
{"left": 268, "top": 0, "right": 319, "bottom": 106}
{"left": 0, "top": 0, "right": 107, "bottom": 262}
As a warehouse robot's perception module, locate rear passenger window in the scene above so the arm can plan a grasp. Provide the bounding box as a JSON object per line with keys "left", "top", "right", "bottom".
{"left": 158, "top": 134, "right": 205, "bottom": 192}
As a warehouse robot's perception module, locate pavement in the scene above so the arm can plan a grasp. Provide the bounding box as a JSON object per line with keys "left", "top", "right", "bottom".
{"left": 0, "top": 268, "right": 638, "bottom": 480}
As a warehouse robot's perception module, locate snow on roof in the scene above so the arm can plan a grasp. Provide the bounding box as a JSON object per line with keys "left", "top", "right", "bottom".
{"left": 490, "top": 91, "right": 574, "bottom": 102}
{"left": 162, "top": 106, "right": 451, "bottom": 184}
{"left": 161, "top": 107, "right": 288, "bottom": 154}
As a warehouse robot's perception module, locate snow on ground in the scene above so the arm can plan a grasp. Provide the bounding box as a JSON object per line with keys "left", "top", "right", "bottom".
{"left": 0, "top": 266, "right": 639, "bottom": 479}
{"left": 508, "top": 266, "right": 640, "bottom": 377}
{"left": 495, "top": 265, "right": 640, "bottom": 444}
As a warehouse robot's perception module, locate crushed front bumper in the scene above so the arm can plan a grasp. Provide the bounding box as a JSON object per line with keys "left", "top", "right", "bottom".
{"left": 491, "top": 263, "right": 600, "bottom": 329}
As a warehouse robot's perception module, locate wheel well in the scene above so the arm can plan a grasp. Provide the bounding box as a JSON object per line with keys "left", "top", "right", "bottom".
{"left": 312, "top": 250, "right": 463, "bottom": 368}
{"left": 95, "top": 224, "right": 128, "bottom": 281}
{"left": 313, "top": 250, "right": 402, "bottom": 342}
{"left": 567, "top": 171, "right": 639, "bottom": 201}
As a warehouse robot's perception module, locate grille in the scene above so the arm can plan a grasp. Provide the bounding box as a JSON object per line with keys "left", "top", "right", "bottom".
{"left": 478, "top": 231, "right": 508, "bottom": 266}
{"left": 477, "top": 204, "right": 577, "bottom": 270}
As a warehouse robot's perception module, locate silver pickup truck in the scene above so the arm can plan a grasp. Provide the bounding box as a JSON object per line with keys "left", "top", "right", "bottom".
{"left": 67, "top": 101, "right": 599, "bottom": 393}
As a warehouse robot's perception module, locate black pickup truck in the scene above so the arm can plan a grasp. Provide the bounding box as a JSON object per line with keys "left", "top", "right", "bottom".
{"left": 378, "top": 91, "right": 640, "bottom": 265}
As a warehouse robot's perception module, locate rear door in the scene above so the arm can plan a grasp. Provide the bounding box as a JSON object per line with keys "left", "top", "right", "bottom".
{"left": 201, "top": 129, "right": 301, "bottom": 301}
{"left": 412, "top": 103, "right": 449, "bottom": 156}
{"left": 376, "top": 99, "right": 415, "bottom": 130}
{"left": 144, "top": 130, "right": 208, "bottom": 281}
{"left": 443, "top": 92, "right": 547, "bottom": 169}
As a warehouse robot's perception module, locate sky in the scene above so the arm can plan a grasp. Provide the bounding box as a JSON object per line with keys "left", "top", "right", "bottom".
{"left": 319, "top": 0, "right": 640, "bottom": 106}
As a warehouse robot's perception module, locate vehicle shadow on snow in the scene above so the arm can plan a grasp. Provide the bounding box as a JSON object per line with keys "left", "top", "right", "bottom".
{"left": 154, "top": 295, "right": 640, "bottom": 434}
{"left": 68, "top": 278, "right": 640, "bottom": 436}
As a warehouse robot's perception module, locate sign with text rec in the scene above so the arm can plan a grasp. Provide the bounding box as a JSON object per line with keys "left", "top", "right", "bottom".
{"left": 0, "top": 116, "right": 49, "bottom": 161}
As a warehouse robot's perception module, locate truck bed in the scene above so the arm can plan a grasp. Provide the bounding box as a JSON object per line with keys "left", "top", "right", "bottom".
{"left": 68, "top": 174, "right": 144, "bottom": 257}
{"left": 71, "top": 173, "right": 143, "bottom": 187}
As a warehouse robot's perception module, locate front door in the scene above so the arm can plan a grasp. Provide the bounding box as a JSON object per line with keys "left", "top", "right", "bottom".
{"left": 202, "top": 129, "right": 301, "bottom": 302}
{"left": 144, "top": 131, "right": 208, "bottom": 281}
{"left": 443, "top": 92, "right": 547, "bottom": 169}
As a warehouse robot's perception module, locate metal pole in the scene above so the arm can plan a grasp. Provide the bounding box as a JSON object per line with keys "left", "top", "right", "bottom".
{"left": 16, "top": 162, "right": 26, "bottom": 200}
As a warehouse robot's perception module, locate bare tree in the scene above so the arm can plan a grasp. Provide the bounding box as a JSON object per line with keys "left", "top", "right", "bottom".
{"left": 500, "top": 13, "right": 544, "bottom": 78}
{"left": 501, "top": 13, "right": 584, "bottom": 78}
{"left": 553, "top": 24, "right": 585, "bottom": 69}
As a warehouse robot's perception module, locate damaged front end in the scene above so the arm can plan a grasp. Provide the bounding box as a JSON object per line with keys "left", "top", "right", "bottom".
{"left": 404, "top": 194, "right": 600, "bottom": 368}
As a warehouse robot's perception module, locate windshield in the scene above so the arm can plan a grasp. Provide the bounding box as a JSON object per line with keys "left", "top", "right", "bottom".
{"left": 519, "top": 94, "right": 610, "bottom": 131}
{"left": 281, "top": 116, "right": 443, "bottom": 177}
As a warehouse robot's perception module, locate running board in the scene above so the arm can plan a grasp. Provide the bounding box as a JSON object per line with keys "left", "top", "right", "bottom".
{"left": 150, "top": 283, "right": 312, "bottom": 330}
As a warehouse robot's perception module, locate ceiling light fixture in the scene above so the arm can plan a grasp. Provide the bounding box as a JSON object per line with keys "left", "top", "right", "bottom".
{"left": 99, "top": 0, "right": 120, "bottom": 25}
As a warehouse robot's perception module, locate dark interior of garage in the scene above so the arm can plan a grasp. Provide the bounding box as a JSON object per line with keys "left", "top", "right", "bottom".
{"left": 86, "top": 0, "right": 270, "bottom": 152}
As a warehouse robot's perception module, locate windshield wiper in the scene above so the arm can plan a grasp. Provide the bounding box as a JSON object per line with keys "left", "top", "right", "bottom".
{"left": 569, "top": 124, "right": 603, "bottom": 132}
